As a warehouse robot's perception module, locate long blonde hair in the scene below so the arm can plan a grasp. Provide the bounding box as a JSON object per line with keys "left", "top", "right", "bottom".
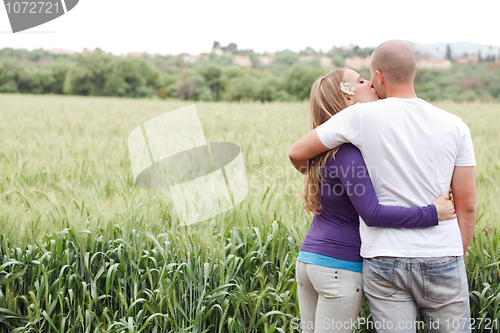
{"left": 301, "top": 68, "right": 350, "bottom": 215}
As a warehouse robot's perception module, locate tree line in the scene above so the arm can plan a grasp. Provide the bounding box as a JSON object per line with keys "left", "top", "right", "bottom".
{"left": 0, "top": 47, "right": 499, "bottom": 102}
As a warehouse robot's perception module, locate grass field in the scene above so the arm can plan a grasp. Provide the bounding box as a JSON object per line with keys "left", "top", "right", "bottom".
{"left": 0, "top": 94, "right": 498, "bottom": 332}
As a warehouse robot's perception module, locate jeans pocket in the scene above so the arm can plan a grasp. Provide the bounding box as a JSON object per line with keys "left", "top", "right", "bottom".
{"left": 307, "top": 264, "right": 341, "bottom": 298}
{"left": 364, "top": 259, "right": 397, "bottom": 297}
{"left": 422, "top": 257, "right": 461, "bottom": 303}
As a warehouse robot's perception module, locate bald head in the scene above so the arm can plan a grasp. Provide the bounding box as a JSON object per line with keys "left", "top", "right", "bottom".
{"left": 371, "top": 40, "right": 416, "bottom": 84}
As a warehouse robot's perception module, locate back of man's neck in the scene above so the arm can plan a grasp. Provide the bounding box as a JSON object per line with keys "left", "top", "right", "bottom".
{"left": 385, "top": 86, "right": 418, "bottom": 99}
{"left": 386, "top": 93, "right": 418, "bottom": 99}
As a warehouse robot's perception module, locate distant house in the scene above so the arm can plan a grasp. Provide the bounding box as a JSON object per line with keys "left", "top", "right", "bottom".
{"left": 127, "top": 52, "right": 149, "bottom": 59}
{"left": 318, "top": 56, "right": 333, "bottom": 68}
{"left": 183, "top": 54, "right": 209, "bottom": 64}
{"left": 82, "top": 48, "right": 92, "bottom": 56}
{"left": 299, "top": 55, "right": 315, "bottom": 63}
{"left": 345, "top": 56, "right": 371, "bottom": 69}
{"left": 233, "top": 55, "right": 252, "bottom": 67}
{"left": 416, "top": 58, "right": 452, "bottom": 69}
{"left": 82, "top": 48, "right": 108, "bottom": 56}
{"left": 48, "top": 48, "right": 75, "bottom": 55}
{"left": 258, "top": 56, "right": 275, "bottom": 65}
{"left": 455, "top": 56, "right": 479, "bottom": 64}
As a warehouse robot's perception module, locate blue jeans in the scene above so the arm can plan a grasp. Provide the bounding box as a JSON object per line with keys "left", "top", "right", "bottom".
{"left": 362, "top": 256, "right": 470, "bottom": 333}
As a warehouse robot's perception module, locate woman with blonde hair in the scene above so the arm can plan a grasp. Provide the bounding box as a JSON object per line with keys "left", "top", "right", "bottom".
{"left": 292, "top": 68, "right": 455, "bottom": 333}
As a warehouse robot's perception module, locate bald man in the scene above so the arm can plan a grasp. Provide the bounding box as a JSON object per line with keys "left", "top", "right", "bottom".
{"left": 289, "top": 40, "right": 476, "bottom": 333}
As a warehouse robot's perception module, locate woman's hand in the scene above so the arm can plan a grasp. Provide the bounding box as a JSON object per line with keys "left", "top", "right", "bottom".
{"left": 433, "top": 195, "right": 456, "bottom": 220}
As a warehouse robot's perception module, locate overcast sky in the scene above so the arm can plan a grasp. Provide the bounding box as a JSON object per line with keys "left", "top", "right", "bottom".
{"left": 1, "top": 0, "right": 499, "bottom": 55}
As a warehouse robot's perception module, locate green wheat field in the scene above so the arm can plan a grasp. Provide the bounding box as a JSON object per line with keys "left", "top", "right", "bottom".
{"left": 0, "top": 94, "right": 498, "bottom": 332}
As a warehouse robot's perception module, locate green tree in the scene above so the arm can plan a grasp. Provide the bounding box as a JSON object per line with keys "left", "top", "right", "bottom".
{"left": 171, "top": 74, "right": 212, "bottom": 101}
{"left": 28, "top": 68, "right": 55, "bottom": 94}
{"left": 256, "top": 77, "right": 279, "bottom": 102}
{"left": 199, "top": 65, "right": 222, "bottom": 100}
{"left": 48, "top": 59, "right": 72, "bottom": 94}
{"left": 281, "top": 63, "right": 324, "bottom": 100}
{"left": 210, "top": 54, "right": 234, "bottom": 67}
{"left": 103, "top": 58, "right": 157, "bottom": 97}
{"left": 0, "top": 58, "right": 31, "bottom": 93}
{"left": 0, "top": 80, "right": 18, "bottom": 93}
{"left": 63, "top": 54, "right": 113, "bottom": 95}
{"left": 220, "top": 75, "right": 257, "bottom": 101}
{"left": 273, "top": 50, "right": 299, "bottom": 67}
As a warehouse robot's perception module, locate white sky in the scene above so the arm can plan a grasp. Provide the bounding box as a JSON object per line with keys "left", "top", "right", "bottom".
{"left": 0, "top": 0, "right": 499, "bottom": 55}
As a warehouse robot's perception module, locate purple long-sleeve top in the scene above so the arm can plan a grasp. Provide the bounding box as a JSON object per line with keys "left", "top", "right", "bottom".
{"left": 299, "top": 143, "right": 439, "bottom": 262}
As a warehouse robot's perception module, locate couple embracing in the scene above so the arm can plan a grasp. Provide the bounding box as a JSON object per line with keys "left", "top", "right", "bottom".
{"left": 289, "top": 40, "right": 477, "bottom": 333}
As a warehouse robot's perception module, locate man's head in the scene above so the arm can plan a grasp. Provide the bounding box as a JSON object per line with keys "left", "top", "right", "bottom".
{"left": 370, "top": 40, "right": 416, "bottom": 99}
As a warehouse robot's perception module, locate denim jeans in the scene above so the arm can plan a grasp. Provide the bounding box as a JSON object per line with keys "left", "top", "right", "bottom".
{"left": 362, "top": 256, "right": 470, "bottom": 333}
{"left": 295, "top": 261, "right": 364, "bottom": 332}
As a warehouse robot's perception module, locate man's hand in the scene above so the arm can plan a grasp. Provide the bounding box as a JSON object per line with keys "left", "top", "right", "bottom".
{"left": 450, "top": 166, "right": 477, "bottom": 257}
{"left": 288, "top": 129, "right": 330, "bottom": 174}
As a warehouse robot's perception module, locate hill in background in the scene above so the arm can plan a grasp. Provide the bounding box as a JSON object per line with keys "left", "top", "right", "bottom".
{"left": 410, "top": 41, "right": 500, "bottom": 59}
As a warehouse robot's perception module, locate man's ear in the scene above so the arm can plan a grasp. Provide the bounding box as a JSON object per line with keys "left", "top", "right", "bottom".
{"left": 376, "top": 70, "right": 385, "bottom": 86}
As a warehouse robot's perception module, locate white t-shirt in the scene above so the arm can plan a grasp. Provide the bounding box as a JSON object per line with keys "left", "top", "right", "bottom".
{"left": 316, "top": 97, "right": 476, "bottom": 258}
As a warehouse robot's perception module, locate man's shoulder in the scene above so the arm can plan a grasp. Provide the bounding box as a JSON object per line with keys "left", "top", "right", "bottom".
{"left": 418, "top": 101, "right": 469, "bottom": 128}
{"left": 380, "top": 98, "right": 465, "bottom": 124}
